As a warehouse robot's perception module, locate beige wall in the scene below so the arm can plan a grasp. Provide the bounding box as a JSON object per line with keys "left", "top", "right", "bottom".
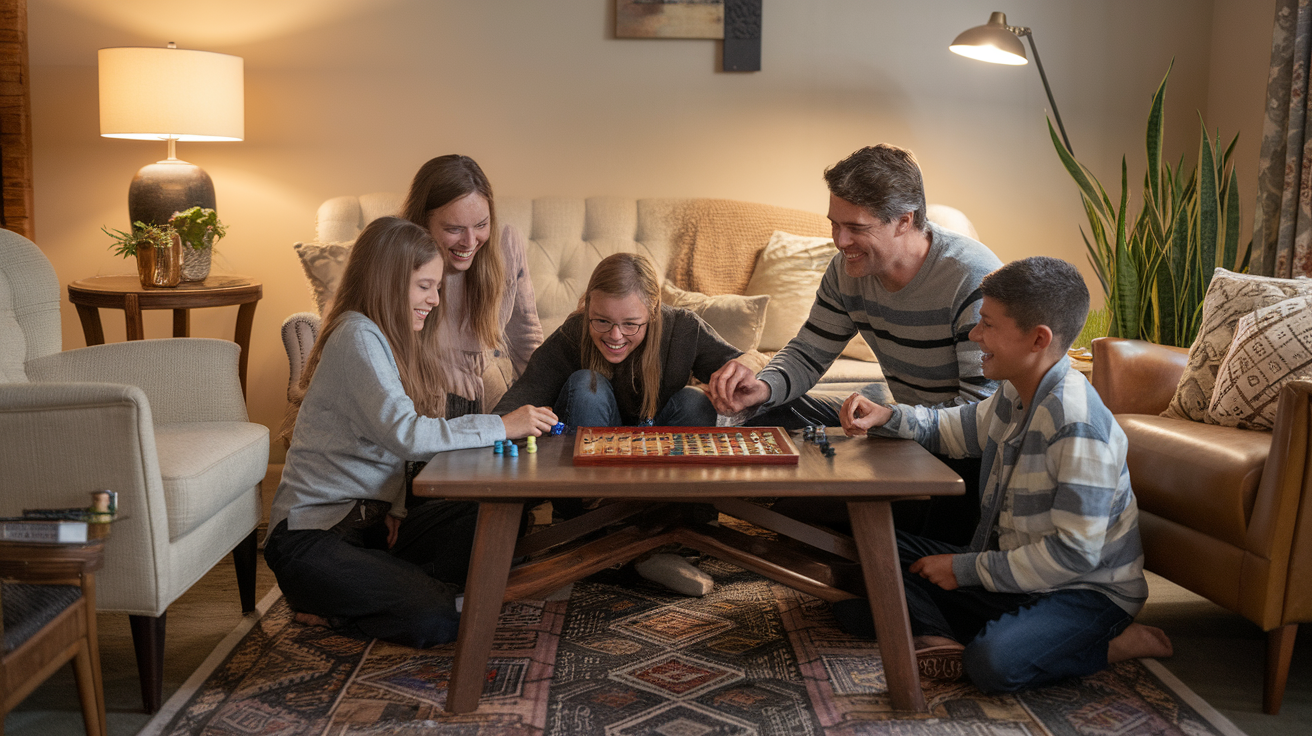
{"left": 26, "top": 0, "right": 1271, "bottom": 460}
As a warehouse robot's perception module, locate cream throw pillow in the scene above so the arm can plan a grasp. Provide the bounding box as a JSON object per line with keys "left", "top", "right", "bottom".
{"left": 661, "top": 282, "right": 769, "bottom": 353}
{"left": 1164, "top": 269, "right": 1312, "bottom": 422}
{"left": 743, "top": 231, "right": 877, "bottom": 361}
{"left": 1208, "top": 295, "right": 1312, "bottom": 429}
{"left": 293, "top": 241, "right": 353, "bottom": 315}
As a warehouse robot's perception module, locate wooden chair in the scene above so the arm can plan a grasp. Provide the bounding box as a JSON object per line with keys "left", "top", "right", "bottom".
{"left": 1, "top": 537, "right": 108, "bottom": 736}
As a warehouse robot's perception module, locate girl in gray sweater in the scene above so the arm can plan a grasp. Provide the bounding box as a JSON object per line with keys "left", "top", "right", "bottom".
{"left": 266, "top": 217, "right": 556, "bottom": 647}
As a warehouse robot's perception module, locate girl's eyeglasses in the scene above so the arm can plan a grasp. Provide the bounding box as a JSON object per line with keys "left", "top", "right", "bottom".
{"left": 589, "top": 319, "right": 647, "bottom": 336}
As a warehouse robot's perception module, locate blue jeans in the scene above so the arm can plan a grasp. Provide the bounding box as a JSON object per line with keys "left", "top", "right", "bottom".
{"left": 832, "top": 532, "right": 1133, "bottom": 693}
{"left": 553, "top": 369, "right": 717, "bottom": 427}
{"left": 264, "top": 499, "right": 478, "bottom": 648}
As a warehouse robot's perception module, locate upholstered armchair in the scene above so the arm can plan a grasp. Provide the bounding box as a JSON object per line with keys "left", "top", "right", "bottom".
{"left": 0, "top": 230, "right": 268, "bottom": 713}
{"left": 1092, "top": 337, "right": 1312, "bottom": 715}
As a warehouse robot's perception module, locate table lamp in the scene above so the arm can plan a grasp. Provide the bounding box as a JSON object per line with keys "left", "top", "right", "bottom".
{"left": 98, "top": 43, "right": 244, "bottom": 228}
{"left": 950, "top": 12, "right": 1073, "bottom": 153}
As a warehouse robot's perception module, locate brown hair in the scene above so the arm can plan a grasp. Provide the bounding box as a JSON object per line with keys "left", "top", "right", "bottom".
{"left": 401, "top": 154, "right": 504, "bottom": 351}
{"left": 283, "top": 217, "right": 447, "bottom": 445}
{"left": 824, "top": 144, "right": 928, "bottom": 230}
{"left": 577, "top": 253, "right": 664, "bottom": 420}
{"left": 980, "top": 256, "right": 1090, "bottom": 352}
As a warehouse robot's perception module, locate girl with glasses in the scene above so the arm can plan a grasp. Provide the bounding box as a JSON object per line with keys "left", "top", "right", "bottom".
{"left": 494, "top": 252, "right": 742, "bottom": 430}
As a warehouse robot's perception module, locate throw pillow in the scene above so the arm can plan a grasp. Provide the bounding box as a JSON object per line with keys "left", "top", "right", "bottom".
{"left": 1164, "top": 268, "right": 1312, "bottom": 422}
{"left": 293, "top": 241, "right": 353, "bottom": 315}
{"left": 1207, "top": 295, "right": 1312, "bottom": 429}
{"left": 745, "top": 231, "right": 836, "bottom": 352}
{"left": 661, "top": 282, "right": 769, "bottom": 353}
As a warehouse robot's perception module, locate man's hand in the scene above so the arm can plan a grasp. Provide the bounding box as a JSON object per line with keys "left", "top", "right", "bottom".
{"left": 385, "top": 514, "right": 401, "bottom": 549}
{"left": 839, "top": 393, "right": 893, "bottom": 435}
{"left": 706, "top": 360, "right": 771, "bottom": 414}
{"left": 501, "top": 405, "right": 559, "bottom": 438}
{"left": 909, "top": 554, "right": 958, "bottom": 590}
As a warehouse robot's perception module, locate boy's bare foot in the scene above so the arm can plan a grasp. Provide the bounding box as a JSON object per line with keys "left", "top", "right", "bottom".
{"left": 914, "top": 635, "right": 966, "bottom": 680}
{"left": 294, "top": 611, "right": 331, "bottom": 628}
{"left": 1107, "top": 623, "right": 1173, "bottom": 662}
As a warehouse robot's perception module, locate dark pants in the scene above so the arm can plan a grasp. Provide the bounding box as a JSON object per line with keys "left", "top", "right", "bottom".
{"left": 832, "top": 532, "right": 1133, "bottom": 693}
{"left": 554, "top": 369, "right": 718, "bottom": 427}
{"left": 264, "top": 499, "right": 479, "bottom": 648}
{"left": 757, "top": 393, "right": 981, "bottom": 546}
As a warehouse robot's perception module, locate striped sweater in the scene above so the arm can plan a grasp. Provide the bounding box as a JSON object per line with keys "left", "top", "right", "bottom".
{"left": 874, "top": 358, "right": 1148, "bottom": 614}
{"left": 758, "top": 222, "right": 1001, "bottom": 409}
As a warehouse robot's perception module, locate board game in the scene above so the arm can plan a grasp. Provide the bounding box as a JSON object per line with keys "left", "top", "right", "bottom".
{"left": 571, "top": 426, "right": 799, "bottom": 466}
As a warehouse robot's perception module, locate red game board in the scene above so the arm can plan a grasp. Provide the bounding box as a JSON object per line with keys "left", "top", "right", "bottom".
{"left": 571, "top": 426, "right": 799, "bottom": 466}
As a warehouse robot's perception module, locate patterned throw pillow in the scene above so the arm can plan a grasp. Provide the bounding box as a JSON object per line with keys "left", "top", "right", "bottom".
{"left": 1207, "top": 296, "right": 1312, "bottom": 429}
{"left": 293, "top": 241, "right": 353, "bottom": 315}
{"left": 1163, "top": 269, "right": 1312, "bottom": 422}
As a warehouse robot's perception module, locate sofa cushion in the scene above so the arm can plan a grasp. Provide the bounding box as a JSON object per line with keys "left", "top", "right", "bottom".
{"left": 156, "top": 421, "right": 270, "bottom": 541}
{"left": 1119, "top": 413, "right": 1270, "bottom": 548}
{"left": 746, "top": 231, "right": 836, "bottom": 351}
{"left": 293, "top": 241, "right": 353, "bottom": 316}
{"left": 1209, "top": 295, "right": 1312, "bottom": 429}
{"left": 661, "top": 281, "right": 769, "bottom": 353}
{"left": 1164, "top": 269, "right": 1312, "bottom": 422}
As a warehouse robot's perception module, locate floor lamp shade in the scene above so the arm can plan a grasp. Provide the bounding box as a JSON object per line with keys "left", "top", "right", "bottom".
{"left": 98, "top": 45, "right": 244, "bottom": 228}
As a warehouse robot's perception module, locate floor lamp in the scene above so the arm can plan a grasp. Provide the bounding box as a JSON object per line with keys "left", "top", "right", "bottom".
{"left": 950, "top": 12, "right": 1073, "bottom": 154}
{"left": 98, "top": 43, "right": 244, "bottom": 228}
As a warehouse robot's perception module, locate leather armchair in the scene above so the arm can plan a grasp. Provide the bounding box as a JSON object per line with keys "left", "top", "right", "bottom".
{"left": 1092, "top": 336, "right": 1312, "bottom": 715}
{"left": 0, "top": 230, "right": 268, "bottom": 712}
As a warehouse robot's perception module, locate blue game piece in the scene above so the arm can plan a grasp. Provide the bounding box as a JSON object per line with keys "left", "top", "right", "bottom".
{"left": 508, "top": 443, "right": 519, "bottom": 457}
{"left": 551, "top": 422, "right": 565, "bottom": 435}
{"left": 494, "top": 440, "right": 503, "bottom": 454}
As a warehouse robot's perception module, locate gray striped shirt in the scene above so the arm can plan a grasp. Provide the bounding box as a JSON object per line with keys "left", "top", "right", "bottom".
{"left": 758, "top": 222, "right": 1002, "bottom": 409}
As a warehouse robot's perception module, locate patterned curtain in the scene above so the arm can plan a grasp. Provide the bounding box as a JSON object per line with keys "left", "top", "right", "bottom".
{"left": 1254, "top": 0, "right": 1312, "bottom": 277}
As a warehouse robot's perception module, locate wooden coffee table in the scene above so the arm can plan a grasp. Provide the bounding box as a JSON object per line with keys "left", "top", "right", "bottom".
{"left": 413, "top": 429, "right": 963, "bottom": 714}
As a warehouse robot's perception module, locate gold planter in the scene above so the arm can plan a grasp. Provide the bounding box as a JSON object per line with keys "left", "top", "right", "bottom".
{"left": 135, "top": 232, "right": 182, "bottom": 288}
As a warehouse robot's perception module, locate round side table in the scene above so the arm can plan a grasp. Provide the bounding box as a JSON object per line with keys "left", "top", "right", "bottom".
{"left": 67, "top": 274, "right": 262, "bottom": 396}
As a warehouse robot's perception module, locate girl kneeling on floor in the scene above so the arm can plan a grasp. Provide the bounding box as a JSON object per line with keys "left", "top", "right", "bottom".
{"left": 265, "top": 216, "right": 556, "bottom": 648}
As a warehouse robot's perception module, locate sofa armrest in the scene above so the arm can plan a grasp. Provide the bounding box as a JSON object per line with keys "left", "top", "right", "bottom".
{"left": 282, "top": 312, "right": 321, "bottom": 401}
{"left": 24, "top": 339, "right": 247, "bottom": 424}
{"left": 1091, "top": 337, "right": 1189, "bottom": 415}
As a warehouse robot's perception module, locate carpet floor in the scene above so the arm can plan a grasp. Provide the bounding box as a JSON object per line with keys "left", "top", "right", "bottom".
{"left": 136, "top": 557, "right": 1243, "bottom": 736}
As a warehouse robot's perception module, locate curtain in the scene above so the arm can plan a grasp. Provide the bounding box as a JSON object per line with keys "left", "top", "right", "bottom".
{"left": 1254, "top": 0, "right": 1312, "bottom": 277}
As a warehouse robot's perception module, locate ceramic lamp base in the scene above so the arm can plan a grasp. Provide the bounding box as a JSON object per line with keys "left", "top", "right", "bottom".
{"left": 128, "top": 158, "right": 216, "bottom": 229}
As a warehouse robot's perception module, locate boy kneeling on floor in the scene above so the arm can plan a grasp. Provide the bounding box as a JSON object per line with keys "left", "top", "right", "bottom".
{"left": 834, "top": 256, "right": 1172, "bottom": 692}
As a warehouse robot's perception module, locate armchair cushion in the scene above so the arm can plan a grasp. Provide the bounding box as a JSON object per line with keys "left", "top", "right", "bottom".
{"left": 1120, "top": 413, "right": 1270, "bottom": 548}
{"left": 1165, "top": 269, "right": 1312, "bottom": 422}
{"left": 1209, "top": 295, "right": 1312, "bottom": 429}
{"left": 156, "top": 422, "right": 270, "bottom": 540}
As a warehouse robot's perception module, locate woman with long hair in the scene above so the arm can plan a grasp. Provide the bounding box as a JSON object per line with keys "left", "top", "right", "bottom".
{"left": 266, "top": 216, "right": 556, "bottom": 647}
{"left": 402, "top": 154, "right": 542, "bottom": 417}
{"left": 494, "top": 252, "right": 740, "bottom": 428}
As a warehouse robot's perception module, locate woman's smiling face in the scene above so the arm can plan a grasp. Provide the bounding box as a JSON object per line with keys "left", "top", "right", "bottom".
{"left": 587, "top": 291, "right": 649, "bottom": 364}
{"left": 426, "top": 192, "right": 490, "bottom": 273}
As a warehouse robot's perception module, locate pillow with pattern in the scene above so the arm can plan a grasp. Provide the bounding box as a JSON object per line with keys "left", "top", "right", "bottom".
{"left": 1163, "top": 268, "right": 1312, "bottom": 422}
{"left": 1207, "top": 295, "right": 1312, "bottom": 429}
{"left": 293, "top": 241, "right": 353, "bottom": 315}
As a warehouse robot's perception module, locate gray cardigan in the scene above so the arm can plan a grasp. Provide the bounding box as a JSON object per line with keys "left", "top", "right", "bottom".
{"left": 271, "top": 312, "right": 505, "bottom": 531}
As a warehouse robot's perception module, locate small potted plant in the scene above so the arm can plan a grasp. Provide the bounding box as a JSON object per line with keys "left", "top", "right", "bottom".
{"left": 169, "top": 207, "right": 227, "bottom": 282}
{"left": 103, "top": 221, "right": 182, "bottom": 288}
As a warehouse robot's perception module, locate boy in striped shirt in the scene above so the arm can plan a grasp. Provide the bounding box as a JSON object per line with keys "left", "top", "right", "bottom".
{"left": 835, "top": 256, "right": 1171, "bottom": 691}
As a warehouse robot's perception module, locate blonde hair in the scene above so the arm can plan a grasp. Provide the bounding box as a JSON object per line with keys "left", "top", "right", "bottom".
{"left": 577, "top": 253, "right": 664, "bottom": 420}
{"left": 280, "top": 217, "right": 447, "bottom": 444}
{"left": 402, "top": 154, "right": 504, "bottom": 351}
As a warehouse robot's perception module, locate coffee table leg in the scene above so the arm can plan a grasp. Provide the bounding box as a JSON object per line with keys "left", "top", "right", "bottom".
{"left": 447, "top": 499, "right": 522, "bottom": 713}
{"left": 848, "top": 500, "right": 927, "bottom": 713}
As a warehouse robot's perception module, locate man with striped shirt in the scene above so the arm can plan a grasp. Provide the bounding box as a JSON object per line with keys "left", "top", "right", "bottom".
{"left": 830, "top": 257, "right": 1169, "bottom": 689}
{"left": 707, "top": 144, "right": 1001, "bottom": 543}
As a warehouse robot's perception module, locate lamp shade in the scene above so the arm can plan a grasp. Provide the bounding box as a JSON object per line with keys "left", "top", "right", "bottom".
{"left": 949, "top": 11, "right": 1027, "bottom": 66}
{"left": 98, "top": 46, "right": 244, "bottom": 141}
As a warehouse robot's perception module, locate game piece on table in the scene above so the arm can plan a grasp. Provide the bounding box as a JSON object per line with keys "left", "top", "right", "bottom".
{"left": 816, "top": 426, "right": 827, "bottom": 442}
{"left": 551, "top": 422, "right": 566, "bottom": 435}
{"left": 526, "top": 436, "right": 537, "bottom": 453}
{"left": 508, "top": 443, "right": 519, "bottom": 457}
{"left": 493, "top": 440, "right": 503, "bottom": 454}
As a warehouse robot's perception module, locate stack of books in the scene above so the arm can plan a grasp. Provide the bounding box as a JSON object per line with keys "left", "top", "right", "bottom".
{"left": 0, "top": 508, "right": 100, "bottom": 543}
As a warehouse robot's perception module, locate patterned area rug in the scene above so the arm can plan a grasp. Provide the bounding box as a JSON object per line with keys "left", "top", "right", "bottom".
{"left": 148, "top": 559, "right": 1245, "bottom": 736}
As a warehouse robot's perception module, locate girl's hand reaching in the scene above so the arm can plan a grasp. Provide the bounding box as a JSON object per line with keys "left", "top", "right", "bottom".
{"left": 501, "top": 404, "right": 559, "bottom": 438}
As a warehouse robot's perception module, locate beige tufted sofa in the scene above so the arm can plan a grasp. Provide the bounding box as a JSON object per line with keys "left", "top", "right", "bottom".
{"left": 285, "top": 194, "right": 978, "bottom": 413}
